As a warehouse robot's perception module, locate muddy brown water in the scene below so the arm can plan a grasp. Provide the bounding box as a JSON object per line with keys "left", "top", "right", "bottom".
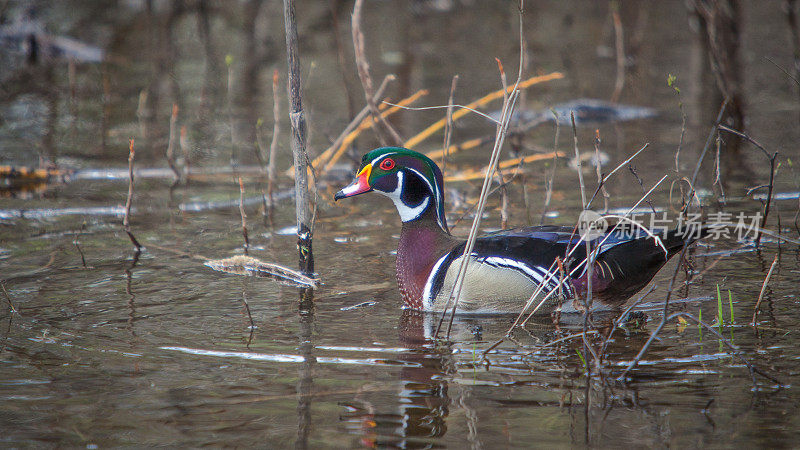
{"left": 2, "top": 1, "right": 800, "bottom": 447}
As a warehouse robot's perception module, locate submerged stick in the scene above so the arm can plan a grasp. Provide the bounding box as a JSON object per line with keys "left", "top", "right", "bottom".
{"left": 752, "top": 254, "right": 779, "bottom": 325}
{"left": 123, "top": 139, "right": 142, "bottom": 252}
{"left": 283, "top": 0, "right": 314, "bottom": 275}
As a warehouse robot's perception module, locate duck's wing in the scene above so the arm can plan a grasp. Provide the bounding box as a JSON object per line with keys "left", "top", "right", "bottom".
{"left": 425, "top": 227, "right": 581, "bottom": 310}
{"left": 426, "top": 226, "right": 702, "bottom": 310}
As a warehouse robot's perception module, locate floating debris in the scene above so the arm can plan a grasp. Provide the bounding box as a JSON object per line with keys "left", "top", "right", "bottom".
{"left": 204, "top": 255, "right": 318, "bottom": 287}
{"left": 340, "top": 301, "right": 378, "bottom": 311}
{"left": 492, "top": 98, "right": 657, "bottom": 128}
{"left": 0, "top": 12, "right": 105, "bottom": 63}
{"left": 752, "top": 191, "right": 800, "bottom": 201}
{"left": 0, "top": 205, "right": 126, "bottom": 220}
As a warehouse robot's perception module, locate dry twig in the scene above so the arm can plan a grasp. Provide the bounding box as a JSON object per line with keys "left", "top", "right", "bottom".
{"left": 752, "top": 254, "right": 779, "bottom": 325}
{"left": 123, "top": 139, "right": 142, "bottom": 252}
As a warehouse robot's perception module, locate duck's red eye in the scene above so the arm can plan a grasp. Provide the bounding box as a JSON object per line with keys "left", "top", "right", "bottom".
{"left": 379, "top": 158, "right": 395, "bottom": 171}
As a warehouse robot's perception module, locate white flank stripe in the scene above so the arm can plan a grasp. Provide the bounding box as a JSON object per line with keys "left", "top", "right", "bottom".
{"left": 422, "top": 253, "right": 451, "bottom": 309}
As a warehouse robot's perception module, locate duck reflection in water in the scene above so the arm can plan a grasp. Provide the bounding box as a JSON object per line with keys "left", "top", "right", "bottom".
{"left": 339, "top": 309, "right": 649, "bottom": 447}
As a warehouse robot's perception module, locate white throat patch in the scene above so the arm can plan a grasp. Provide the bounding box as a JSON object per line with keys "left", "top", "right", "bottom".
{"left": 379, "top": 171, "right": 430, "bottom": 222}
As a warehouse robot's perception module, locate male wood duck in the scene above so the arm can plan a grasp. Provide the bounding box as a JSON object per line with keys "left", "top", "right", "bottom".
{"left": 335, "top": 147, "right": 702, "bottom": 314}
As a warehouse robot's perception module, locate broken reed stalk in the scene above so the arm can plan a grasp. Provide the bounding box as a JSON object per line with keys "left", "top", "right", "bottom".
{"left": 571, "top": 112, "right": 587, "bottom": 208}
{"left": 540, "top": 111, "right": 560, "bottom": 224}
{"left": 283, "top": 0, "right": 314, "bottom": 275}
{"left": 238, "top": 177, "right": 249, "bottom": 255}
{"left": 73, "top": 223, "right": 88, "bottom": 268}
{"left": 672, "top": 79, "right": 686, "bottom": 173}
{"left": 240, "top": 289, "right": 255, "bottom": 348}
{"left": 718, "top": 125, "right": 778, "bottom": 246}
{"left": 123, "top": 139, "right": 142, "bottom": 252}
{"left": 496, "top": 60, "right": 510, "bottom": 231}
{"left": 179, "top": 125, "right": 191, "bottom": 178}
{"left": 610, "top": 6, "right": 625, "bottom": 103}
{"left": 689, "top": 99, "right": 728, "bottom": 194}
{"left": 593, "top": 129, "right": 609, "bottom": 213}
{"left": 1, "top": 282, "right": 17, "bottom": 315}
{"left": 226, "top": 54, "right": 237, "bottom": 169}
{"left": 752, "top": 254, "right": 779, "bottom": 325}
{"left": 713, "top": 131, "right": 726, "bottom": 202}
{"left": 586, "top": 143, "right": 650, "bottom": 207}
{"left": 166, "top": 103, "right": 181, "bottom": 181}
{"left": 351, "top": 0, "right": 403, "bottom": 147}
{"left": 498, "top": 171, "right": 510, "bottom": 229}
{"left": 442, "top": 74, "right": 459, "bottom": 175}
{"left": 660, "top": 100, "right": 729, "bottom": 306}
{"left": 267, "top": 69, "right": 281, "bottom": 218}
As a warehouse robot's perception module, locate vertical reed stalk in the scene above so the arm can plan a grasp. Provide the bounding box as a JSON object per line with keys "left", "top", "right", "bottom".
{"left": 238, "top": 177, "right": 249, "bottom": 255}
{"left": 267, "top": 69, "right": 281, "bottom": 222}
{"left": 283, "top": 0, "right": 314, "bottom": 275}
{"left": 166, "top": 103, "right": 181, "bottom": 181}
{"left": 124, "top": 139, "right": 142, "bottom": 252}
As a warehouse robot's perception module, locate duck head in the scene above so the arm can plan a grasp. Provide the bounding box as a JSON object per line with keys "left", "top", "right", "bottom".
{"left": 335, "top": 147, "right": 449, "bottom": 233}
